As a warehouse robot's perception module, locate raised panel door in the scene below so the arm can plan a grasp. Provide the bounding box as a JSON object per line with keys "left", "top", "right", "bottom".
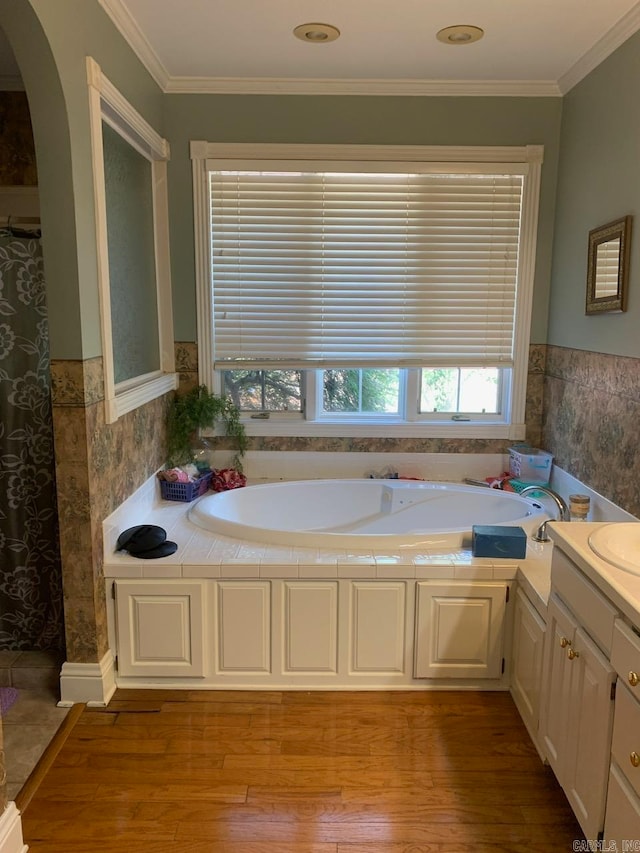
{"left": 283, "top": 582, "right": 338, "bottom": 673}
{"left": 564, "top": 626, "right": 615, "bottom": 840}
{"left": 414, "top": 582, "right": 507, "bottom": 679}
{"left": 115, "top": 580, "right": 205, "bottom": 677}
{"left": 216, "top": 581, "right": 271, "bottom": 673}
{"left": 539, "top": 594, "right": 576, "bottom": 773}
{"left": 511, "top": 587, "right": 546, "bottom": 732}
{"left": 350, "top": 582, "right": 406, "bottom": 674}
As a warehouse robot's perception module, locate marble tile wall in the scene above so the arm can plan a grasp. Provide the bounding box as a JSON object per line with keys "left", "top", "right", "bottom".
{"left": 50, "top": 357, "right": 170, "bottom": 662}
{"left": 543, "top": 345, "right": 640, "bottom": 518}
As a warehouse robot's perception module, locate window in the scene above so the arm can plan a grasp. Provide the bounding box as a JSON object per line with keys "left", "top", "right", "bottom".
{"left": 191, "top": 143, "right": 542, "bottom": 438}
{"left": 87, "top": 58, "right": 177, "bottom": 423}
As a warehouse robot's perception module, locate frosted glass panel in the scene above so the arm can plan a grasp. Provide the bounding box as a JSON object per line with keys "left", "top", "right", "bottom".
{"left": 102, "top": 121, "right": 159, "bottom": 384}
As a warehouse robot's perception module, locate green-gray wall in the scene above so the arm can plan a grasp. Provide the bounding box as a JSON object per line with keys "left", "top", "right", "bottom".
{"left": 164, "top": 94, "right": 563, "bottom": 345}
{"left": 0, "top": 0, "right": 163, "bottom": 360}
{"left": 548, "top": 28, "right": 640, "bottom": 356}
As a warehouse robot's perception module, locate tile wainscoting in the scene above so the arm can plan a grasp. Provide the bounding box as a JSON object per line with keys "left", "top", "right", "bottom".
{"left": 543, "top": 345, "right": 640, "bottom": 518}
{"left": 50, "top": 357, "right": 170, "bottom": 663}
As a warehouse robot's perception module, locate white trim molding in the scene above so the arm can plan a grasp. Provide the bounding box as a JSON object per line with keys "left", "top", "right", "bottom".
{"left": 86, "top": 57, "right": 177, "bottom": 424}
{"left": 98, "top": 0, "right": 169, "bottom": 91}
{"left": 59, "top": 650, "right": 117, "bottom": 707}
{"left": 192, "top": 141, "right": 542, "bottom": 438}
{"left": 559, "top": 2, "right": 640, "bottom": 94}
{"left": 0, "top": 803, "right": 27, "bottom": 853}
{"left": 167, "top": 76, "right": 561, "bottom": 97}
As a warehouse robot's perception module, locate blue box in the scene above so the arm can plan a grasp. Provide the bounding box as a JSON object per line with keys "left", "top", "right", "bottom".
{"left": 472, "top": 525, "right": 527, "bottom": 559}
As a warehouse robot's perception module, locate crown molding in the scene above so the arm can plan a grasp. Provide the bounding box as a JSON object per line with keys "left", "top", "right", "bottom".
{"left": 98, "top": 0, "right": 169, "bottom": 91}
{"left": 165, "top": 76, "right": 561, "bottom": 97}
{"left": 558, "top": 1, "right": 640, "bottom": 94}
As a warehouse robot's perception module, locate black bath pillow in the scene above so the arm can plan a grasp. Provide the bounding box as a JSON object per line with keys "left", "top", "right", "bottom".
{"left": 116, "top": 524, "right": 167, "bottom": 555}
{"left": 131, "top": 540, "right": 178, "bottom": 559}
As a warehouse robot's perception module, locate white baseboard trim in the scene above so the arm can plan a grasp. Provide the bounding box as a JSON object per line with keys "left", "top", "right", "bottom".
{"left": 58, "top": 650, "right": 117, "bottom": 707}
{"left": 0, "top": 803, "right": 27, "bottom": 853}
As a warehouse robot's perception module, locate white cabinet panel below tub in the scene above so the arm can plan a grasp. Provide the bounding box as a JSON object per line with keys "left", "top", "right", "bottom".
{"left": 283, "top": 582, "right": 338, "bottom": 673}
{"left": 216, "top": 581, "right": 271, "bottom": 673}
{"left": 114, "top": 580, "right": 205, "bottom": 678}
{"left": 350, "top": 582, "right": 407, "bottom": 674}
{"left": 414, "top": 581, "right": 507, "bottom": 679}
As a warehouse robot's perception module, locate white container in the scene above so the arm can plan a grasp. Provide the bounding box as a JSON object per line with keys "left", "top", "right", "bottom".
{"left": 508, "top": 446, "right": 554, "bottom": 484}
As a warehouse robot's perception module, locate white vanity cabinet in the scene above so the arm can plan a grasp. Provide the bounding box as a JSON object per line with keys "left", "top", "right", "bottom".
{"left": 540, "top": 549, "right": 618, "bottom": 840}
{"left": 605, "top": 618, "right": 640, "bottom": 845}
{"left": 510, "top": 587, "right": 546, "bottom": 744}
{"left": 414, "top": 581, "right": 508, "bottom": 679}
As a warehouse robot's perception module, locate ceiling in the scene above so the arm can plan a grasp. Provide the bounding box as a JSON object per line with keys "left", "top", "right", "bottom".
{"left": 100, "top": 0, "right": 640, "bottom": 95}
{"left": 3, "top": 0, "right": 640, "bottom": 96}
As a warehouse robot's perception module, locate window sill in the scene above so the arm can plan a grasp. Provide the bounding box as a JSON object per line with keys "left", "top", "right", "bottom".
{"left": 238, "top": 419, "right": 526, "bottom": 440}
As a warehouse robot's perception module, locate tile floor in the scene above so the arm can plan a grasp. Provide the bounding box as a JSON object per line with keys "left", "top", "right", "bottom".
{"left": 0, "top": 651, "right": 69, "bottom": 801}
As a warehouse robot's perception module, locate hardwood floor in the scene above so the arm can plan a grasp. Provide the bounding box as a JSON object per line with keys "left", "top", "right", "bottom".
{"left": 20, "top": 689, "right": 583, "bottom": 852}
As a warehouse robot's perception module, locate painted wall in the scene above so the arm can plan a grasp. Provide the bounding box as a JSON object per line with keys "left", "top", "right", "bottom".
{"left": 0, "top": 0, "right": 163, "bottom": 361}
{"left": 543, "top": 29, "right": 640, "bottom": 517}
{"left": 164, "top": 94, "right": 563, "bottom": 346}
{"left": 548, "top": 29, "right": 640, "bottom": 354}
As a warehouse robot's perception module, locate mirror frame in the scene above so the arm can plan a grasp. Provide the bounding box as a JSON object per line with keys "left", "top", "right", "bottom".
{"left": 586, "top": 215, "right": 632, "bottom": 315}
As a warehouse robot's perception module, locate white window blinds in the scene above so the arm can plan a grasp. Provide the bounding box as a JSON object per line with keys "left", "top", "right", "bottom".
{"left": 209, "top": 166, "right": 524, "bottom": 369}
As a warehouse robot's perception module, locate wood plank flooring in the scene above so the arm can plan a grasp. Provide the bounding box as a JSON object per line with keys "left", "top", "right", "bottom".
{"left": 20, "top": 689, "right": 583, "bottom": 852}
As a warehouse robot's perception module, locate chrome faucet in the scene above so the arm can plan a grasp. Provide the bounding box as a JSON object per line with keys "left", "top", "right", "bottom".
{"left": 519, "top": 485, "right": 570, "bottom": 543}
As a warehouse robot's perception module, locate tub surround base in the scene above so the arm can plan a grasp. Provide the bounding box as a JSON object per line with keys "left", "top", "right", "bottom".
{"left": 96, "top": 462, "right": 633, "bottom": 697}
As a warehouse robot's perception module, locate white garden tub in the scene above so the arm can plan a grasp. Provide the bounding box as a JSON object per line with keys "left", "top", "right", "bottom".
{"left": 188, "top": 479, "right": 547, "bottom": 550}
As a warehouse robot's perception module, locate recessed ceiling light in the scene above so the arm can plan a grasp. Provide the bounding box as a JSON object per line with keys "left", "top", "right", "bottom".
{"left": 293, "top": 23, "right": 341, "bottom": 43}
{"left": 436, "top": 25, "right": 484, "bottom": 45}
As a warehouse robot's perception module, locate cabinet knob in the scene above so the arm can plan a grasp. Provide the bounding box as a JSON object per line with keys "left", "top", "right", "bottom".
{"left": 631, "top": 752, "right": 640, "bottom": 768}
{"left": 629, "top": 671, "right": 639, "bottom": 688}
{"left": 560, "top": 637, "right": 571, "bottom": 648}
{"left": 567, "top": 648, "right": 579, "bottom": 660}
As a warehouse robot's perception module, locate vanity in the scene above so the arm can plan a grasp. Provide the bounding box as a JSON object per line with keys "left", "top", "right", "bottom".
{"left": 544, "top": 522, "right": 640, "bottom": 845}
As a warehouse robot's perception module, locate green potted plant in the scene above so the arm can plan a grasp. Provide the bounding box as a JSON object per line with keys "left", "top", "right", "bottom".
{"left": 166, "top": 384, "right": 247, "bottom": 471}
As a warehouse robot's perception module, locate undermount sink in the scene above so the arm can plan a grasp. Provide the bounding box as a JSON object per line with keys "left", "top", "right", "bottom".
{"left": 588, "top": 523, "right": 640, "bottom": 575}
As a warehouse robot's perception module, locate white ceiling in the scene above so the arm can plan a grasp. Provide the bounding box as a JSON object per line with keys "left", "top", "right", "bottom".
{"left": 100, "top": 0, "right": 640, "bottom": 95}
{"left": 3, "top": 1, "right": 640, "bottom": 95}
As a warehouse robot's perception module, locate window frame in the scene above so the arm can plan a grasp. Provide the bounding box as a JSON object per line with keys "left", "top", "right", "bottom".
{"left": 87, "top": 58, "right": 178, "bottom": 423}
{"left": 191, "top": 141, "right": 543, "bottom": 439}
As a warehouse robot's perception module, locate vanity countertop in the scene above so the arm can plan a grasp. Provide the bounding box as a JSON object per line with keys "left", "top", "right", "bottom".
{"left": 548, "top": 521, "right": 640, "bottom": 627}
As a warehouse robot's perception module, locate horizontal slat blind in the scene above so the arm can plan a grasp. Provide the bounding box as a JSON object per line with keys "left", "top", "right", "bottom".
{"left": 209, "top": 169, "right": 523, "bottom": 368}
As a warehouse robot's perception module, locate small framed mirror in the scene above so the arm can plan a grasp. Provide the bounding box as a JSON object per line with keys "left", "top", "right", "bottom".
{"left": 586, "top": 215, "right": 632, "bottom": 314}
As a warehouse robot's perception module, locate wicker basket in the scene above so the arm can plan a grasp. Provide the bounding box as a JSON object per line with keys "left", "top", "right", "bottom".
{"left": 159, "top": 471, "right": 212, "bottom": 502}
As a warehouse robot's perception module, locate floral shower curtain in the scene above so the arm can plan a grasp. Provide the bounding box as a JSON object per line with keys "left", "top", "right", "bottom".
{"left": 0, "top": 228, "right": 64, "bottom": 650}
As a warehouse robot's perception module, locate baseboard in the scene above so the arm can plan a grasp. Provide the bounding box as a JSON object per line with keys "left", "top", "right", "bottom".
{"left": 58, "top": 650, "right": 117, "bottom": 707}
{"left": 0, "top": 803, "right": 27, "bottom": 853}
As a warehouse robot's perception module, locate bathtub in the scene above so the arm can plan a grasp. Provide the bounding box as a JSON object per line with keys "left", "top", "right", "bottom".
{"left": 188, "top": 479, "right": 547, "bottom": 550}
